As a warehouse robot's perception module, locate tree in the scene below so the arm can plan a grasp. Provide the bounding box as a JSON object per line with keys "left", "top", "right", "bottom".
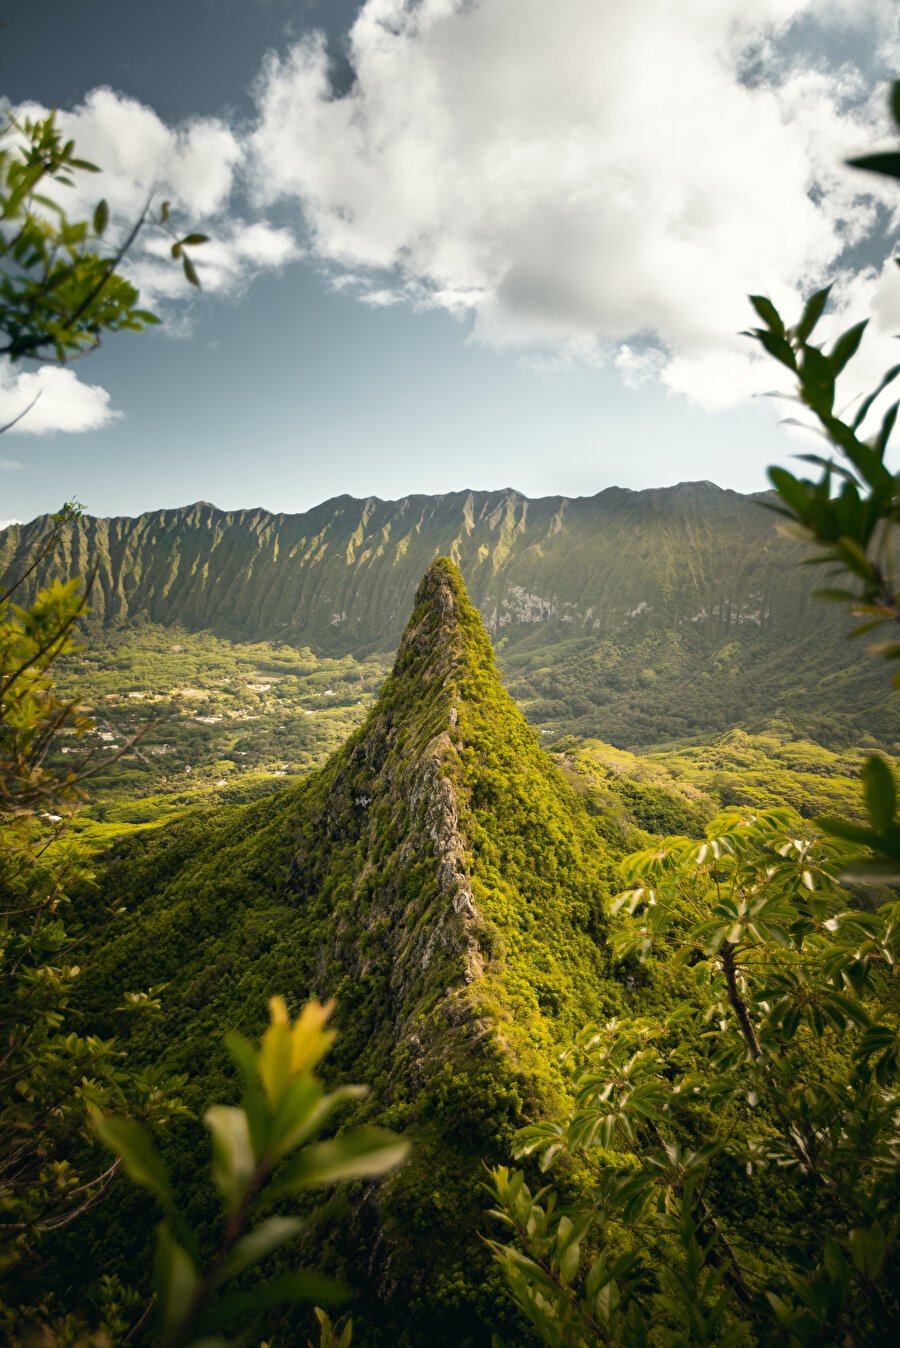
{"left": 488, "top": 804, "right": 899, "bottom": 1346}
{"left": 737, "top": 81, "right": 900, "bottom": 879}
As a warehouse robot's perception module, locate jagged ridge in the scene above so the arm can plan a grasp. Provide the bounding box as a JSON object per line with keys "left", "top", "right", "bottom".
{"left": 68, "top": 559, "right": 628, "bottom": 1346}
{"left": 0, "top": 485, "right": 828, "bottom": 651}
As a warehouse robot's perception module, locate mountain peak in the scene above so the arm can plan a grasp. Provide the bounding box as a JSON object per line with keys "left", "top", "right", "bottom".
{"left": 87, "top": 557, "right": 621, "bottom": 1340}
{"left": 395, "top": 553, "right": 492, "bottom": 671}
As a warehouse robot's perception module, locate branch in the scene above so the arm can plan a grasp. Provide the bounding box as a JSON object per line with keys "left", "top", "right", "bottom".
{"left": 0, "top": 387, "right": 41, "bottom": 436}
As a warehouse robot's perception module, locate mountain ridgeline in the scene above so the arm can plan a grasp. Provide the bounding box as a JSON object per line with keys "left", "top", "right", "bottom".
{"left": 65, "top": 560, "right": 631, "bottom": 1345}
{"left": 3, "top": 483, "right": 895, "bottom": 749}
{"left": 0, "top": 484, "right": 832, "bottom": 647}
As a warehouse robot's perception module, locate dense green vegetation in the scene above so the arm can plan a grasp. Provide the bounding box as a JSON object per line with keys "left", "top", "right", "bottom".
{"left": 11, "top": 551, "right": 892, "bottom": 1346}
{"left": 504, "top": 620, "right": 899, "bottom": 751}
{"left": 484, "top": 98, "right": 900, "bottom": 1348}
{"left": 51, "top": 623, "right": 389, "bottom": 809}
{"left": 18, "top": 560, "right": 638, "bottom": 1345}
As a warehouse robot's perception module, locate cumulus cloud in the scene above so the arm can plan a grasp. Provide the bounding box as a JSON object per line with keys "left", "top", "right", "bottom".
{"left": 7, "top": 0, "right": 900, "bottom": 426}
{"left": 12, "top": 88, "right": 301, "bottom": 314}
{"left": 3, "top": 89, "right": 303, "bottom": 434}
{"left": 0, "top": 363, "right": 122, "bottom": 436}
{"left": 246, "top": 0, "right": 900, "bottom": 409}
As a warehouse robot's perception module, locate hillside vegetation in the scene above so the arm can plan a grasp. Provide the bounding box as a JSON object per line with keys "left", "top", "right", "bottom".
{"left": 33, "top": 560, "right": 649, "bottom": 1346}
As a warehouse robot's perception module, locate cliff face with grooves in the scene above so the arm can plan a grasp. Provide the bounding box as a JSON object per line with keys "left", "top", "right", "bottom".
{"left": 79, "top": 559, "right": 625, "bottom": 1344}
{"left": 0, "top": 484, "right": 830, "bottom": 652}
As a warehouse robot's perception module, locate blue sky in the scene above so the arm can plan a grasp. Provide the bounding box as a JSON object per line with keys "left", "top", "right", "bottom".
{"left": 2, "top": 0, "right": 899, "bottom": 523}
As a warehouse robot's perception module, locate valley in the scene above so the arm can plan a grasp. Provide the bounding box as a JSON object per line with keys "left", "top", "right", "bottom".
{"left": 3, "top": 491, "right": 898, "bottom": 1346}
{"left": 2, "top": 483, "right": 892, "bottom": 847}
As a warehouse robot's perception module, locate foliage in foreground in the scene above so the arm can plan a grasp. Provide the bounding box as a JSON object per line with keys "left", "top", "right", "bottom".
{"left": 0, "top": 539, "right": 187, "bottom": 1294}
{"left": 0, "top": 108, "right": 206, "bottom": 378}
{"left": 488, "top": 80, "right": 900, "bottom": 1348}
{"left": 91, "top": 996, "right": 407, "bottom": 1347}
{"left": 488, "top": 804, "right": 900, "bottom": 1346}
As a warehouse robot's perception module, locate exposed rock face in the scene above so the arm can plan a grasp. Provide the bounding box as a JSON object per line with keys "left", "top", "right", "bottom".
{"left": 284, "top": 561, "right": 516, "bottom": 1083}
{"left": 258, "top": 558, "right": 620, "bottom": 1336}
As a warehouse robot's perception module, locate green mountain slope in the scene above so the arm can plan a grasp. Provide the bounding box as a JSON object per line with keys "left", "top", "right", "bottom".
{"left": 64, "top": 560, "right": 629, "bottom": 1346}
{"left": 3, "top": 484, "right": 896, "bottom": 749}
{"left": 0, "top": 485, "right": 844, "bottom": 649}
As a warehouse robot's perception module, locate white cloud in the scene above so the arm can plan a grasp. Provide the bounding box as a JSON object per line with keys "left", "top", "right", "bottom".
{"left": 0, "top": 362, "right": 121, "bottom": 436}
{"left": 247, "top": 0, "right": 900, "bottom": 408}
{"left": 124, "top": 220, "right": 301, "bottom": 307}
{"left": 0, "top": 457, "right": 23, "bottom": 470}
{"left": 12, "top": 89, "right": 300, "bottom": 316}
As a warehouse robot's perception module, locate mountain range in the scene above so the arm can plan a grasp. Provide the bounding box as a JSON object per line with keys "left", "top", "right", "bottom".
{"left": 0, "top": 483, "right": 836, "bottom": 647}
{"left": 1, "top": 483, "right": 895, "bottom": 748}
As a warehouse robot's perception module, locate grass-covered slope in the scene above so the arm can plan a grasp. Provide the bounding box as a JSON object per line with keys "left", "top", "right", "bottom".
{"left": 71, "top": 559, "right": 626, "bottom": 1346}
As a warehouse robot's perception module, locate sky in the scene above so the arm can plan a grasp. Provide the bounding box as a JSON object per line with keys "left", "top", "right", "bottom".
{"left": 1, "top": 0, "right": 899, "bottom": 524}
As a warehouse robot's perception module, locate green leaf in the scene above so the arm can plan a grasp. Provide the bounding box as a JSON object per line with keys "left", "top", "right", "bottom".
{"left": 812, "top": 588, "right": 859, "bottom": 603}
{"left": 748, "top": 295, "right": 784, "bottom": 334}
{"left": 180, "top": 232, "right": 209, "bottom": 246}
{"left": 270, "top": 1127, "right": 409, "bottom": 1197}
{"left": 849, "top": 1224, "right": 885, "bottom": 1279}
{"left": 90, "top": 1109, "right": 177, "bottom": 1213}
{"left": 92, "top": 199, "right": 108, "bottom": 236}
{"left": 205, "top": 1105, "right": 255, "bottom": 1211}
{"left": 840, "top": 858, "right": 900, "bottom": 884}
{"left": 799, "top": 345, "right": 835, "bottom": 415}
{"left": 183, "top": 254, "right": 200, "bottom": 287}
{"left": 846, "top": 151, "right": 900, "bottom": 181}
{"left": 836, "top": 536, "right": 874, "bottom": 581}
{"left": 862, "top": 755, "right": 896, "bottom": 834}
{"left": 768, "top": 466, "right": 810, "bottom": 516}
{"left": 873, "top": 399, "right": 899, "bottom": 457}
{"left": 271, "top": 1079, "right": 368, "bottom": 1162}
{"left": 794, "top": 285, "right": 832, "bottom": 343}
{"left": 891, "top": 80, "right": 900, "bottom": 131}
{"left": 154, "top": 1222, "right": 199, "bottom": 1337}
{"left": 218, "top": 1216, "right": 305, "bottom": 1284}
{"left": 851, "top": 363, "right": 900, "bottom": 431}
{"left": 828, "top": 319, "right": 867, "bottom": 376}
{"left": 816, "top": 815, "right": 880, "bottom": 847}
{"left": 749, "top": 327, "right": 797, "bottom": 371}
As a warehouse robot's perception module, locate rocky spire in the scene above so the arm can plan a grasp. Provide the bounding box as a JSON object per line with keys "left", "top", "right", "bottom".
{"left": 87, "top": 557, "right": 622, "bottom": 1345}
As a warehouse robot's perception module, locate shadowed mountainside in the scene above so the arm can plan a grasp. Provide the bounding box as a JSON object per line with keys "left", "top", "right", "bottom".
{"left": 4, "top": 484, "right": 895, "bottom": 749}
{"left": 0, "top": 483, "right": 824, "bottom": 650}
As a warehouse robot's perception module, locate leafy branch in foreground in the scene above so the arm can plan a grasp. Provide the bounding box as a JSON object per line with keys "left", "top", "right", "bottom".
{"left": 487, "top": 807, "right": 900, "bottom": 1347}
{"left": 92, "top": 996, "right": 409, "bottom": 1348}
{"left": 738, "top": 79, "right": 900, "bottom": 882}
{"left": 0, "top": 109, "right": 208, "bottom": 373}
